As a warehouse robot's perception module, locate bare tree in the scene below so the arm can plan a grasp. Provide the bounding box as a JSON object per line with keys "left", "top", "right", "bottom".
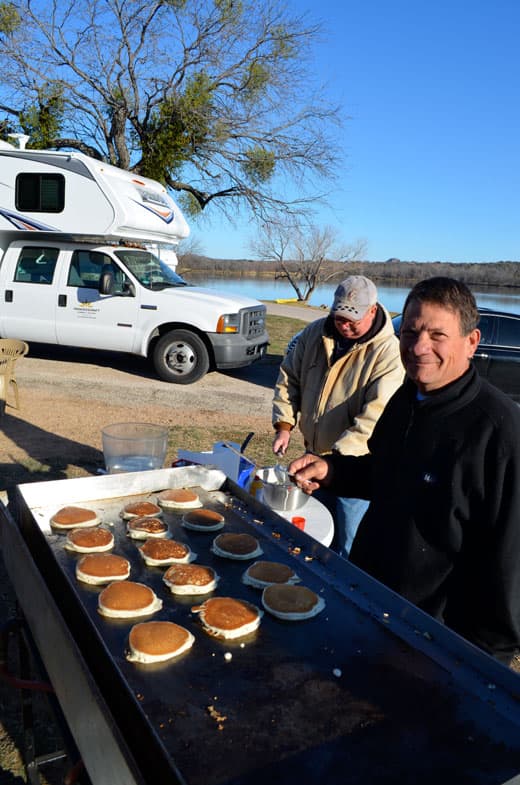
{"left": 251, "top": 222, "right": 367, "bottom": 301}
{"left": 0, "top": 0, "right": 342, "bottom": 225}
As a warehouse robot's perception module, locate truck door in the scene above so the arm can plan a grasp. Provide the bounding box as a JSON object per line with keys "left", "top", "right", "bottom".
{"left": 1, "top": 245, "right": 60, "bottom": 343}
{"left": 55, "top": 249, "right": 138, "bottom": 352}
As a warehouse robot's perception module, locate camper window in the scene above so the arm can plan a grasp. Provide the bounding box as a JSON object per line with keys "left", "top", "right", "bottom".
{"left": 16, "top": 173, "right": 65, "bottom": 212}
{"left": 69, "top": 250, "right": 125, "bottom": 291}
{"left": 14, "top": 247, "right": 59, "bottom": 284}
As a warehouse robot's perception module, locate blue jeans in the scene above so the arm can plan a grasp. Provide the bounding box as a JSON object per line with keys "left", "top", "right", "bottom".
{"left": 315, "top": 488, "right": 369, "bottom": 559}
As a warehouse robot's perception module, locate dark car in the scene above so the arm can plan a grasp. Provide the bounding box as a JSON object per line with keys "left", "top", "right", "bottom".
{"left": 392, "top": 307, "right": 520, "bottom": 401}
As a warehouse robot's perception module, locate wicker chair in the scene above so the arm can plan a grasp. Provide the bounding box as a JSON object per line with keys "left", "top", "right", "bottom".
{"left": 0, "top": 339, "right": 29, "bottom": 413}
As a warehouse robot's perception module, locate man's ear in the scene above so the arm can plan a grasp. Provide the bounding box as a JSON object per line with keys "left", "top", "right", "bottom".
{"left": 468, "top": 328, "right": 481, "bottom": 358}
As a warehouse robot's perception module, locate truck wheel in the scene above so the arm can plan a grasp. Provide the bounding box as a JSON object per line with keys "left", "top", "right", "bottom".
{"left": 153, "top": 330, "right": 210, "bottom": 384}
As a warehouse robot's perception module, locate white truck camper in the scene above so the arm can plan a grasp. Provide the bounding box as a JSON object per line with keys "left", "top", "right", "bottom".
{"left": 0, "top": 142, "right": 269, "bottom": 384}
{"left": 0, "top": 138, "right": 189, "bottom": 268}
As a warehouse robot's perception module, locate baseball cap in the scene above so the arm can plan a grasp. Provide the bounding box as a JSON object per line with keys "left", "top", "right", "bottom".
{"left": 331, "top": 276, "right": 378, "bottom": 320}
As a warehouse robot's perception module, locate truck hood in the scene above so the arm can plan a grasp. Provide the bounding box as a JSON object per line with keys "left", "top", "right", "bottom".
{"left": 155, "top": 285, "right": 264, "bottom": 311}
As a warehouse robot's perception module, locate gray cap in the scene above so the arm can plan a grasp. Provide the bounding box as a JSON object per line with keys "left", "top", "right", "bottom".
{"left": 331, "top": 275, "right": 378, "bottom": 320}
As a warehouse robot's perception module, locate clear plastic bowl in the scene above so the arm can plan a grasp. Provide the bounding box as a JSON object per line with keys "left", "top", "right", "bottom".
{"left": 102, "top": 422, "right": 168, "bottom": 474}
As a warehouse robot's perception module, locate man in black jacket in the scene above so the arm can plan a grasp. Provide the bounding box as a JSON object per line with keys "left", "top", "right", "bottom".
{"left": 289, "top": 277, "right": 520, "bottom": 665}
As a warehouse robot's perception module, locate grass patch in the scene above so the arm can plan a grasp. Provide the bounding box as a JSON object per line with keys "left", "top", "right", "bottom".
{"left": 167, "top": 424, "right": 305, "bottom": 474}
{"left": 263, "top": 314, "right": 309, "bottom": 358}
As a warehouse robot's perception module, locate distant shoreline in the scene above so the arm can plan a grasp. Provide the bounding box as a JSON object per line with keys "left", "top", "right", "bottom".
{"left": 179, "top": 257, "right": 520, "bottom": 290}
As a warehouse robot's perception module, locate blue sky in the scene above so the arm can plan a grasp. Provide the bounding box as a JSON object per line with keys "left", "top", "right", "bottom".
{"left": 193, "top": 0, "right": 519, "bottom": 263}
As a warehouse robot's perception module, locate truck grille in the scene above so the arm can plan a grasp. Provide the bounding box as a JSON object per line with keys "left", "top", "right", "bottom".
{"left": 242, "top": 306, "right": 267, "bottom": 339}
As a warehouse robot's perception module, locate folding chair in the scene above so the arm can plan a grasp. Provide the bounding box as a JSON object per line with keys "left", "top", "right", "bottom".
{"left": 0, "top": 339, "right": 29, "bottom": 413}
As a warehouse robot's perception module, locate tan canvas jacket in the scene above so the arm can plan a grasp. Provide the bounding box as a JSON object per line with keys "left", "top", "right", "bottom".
{"left": 272, "top": 305, "right": 403, "bottom": 456}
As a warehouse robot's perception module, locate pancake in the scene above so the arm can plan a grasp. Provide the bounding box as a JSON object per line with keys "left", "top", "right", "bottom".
{"left": 127, "top": 621, "right": 195, "bottom": 664}
{"left": 157, "top": 488, "right": 202, "bottom": 510}
{"left": 139, "top": 538, "right": 196, "bottom": 566}
{"left": 211, "top": 532, "right": 262, "bottom": 560}
{"left": 76, "top": 553, "right": 130, "bottom": 585}
{"left": 242, "top": 560, "right": 301, "bottom": 589}
{"left": 182, "top": 508, "right": 225, "bottom": 532}
{"left": 65, "top": 527, "right": 114, "bottom": 553}
{"left": 192, "top": 596, "right": 262, "bottom": 639}
{"left": 50, "top": 506, "right": 100, "bottom": 530}
{"left": 121, "top": 501, "right": 162, "bottom": 520}
{"left": 98, "top": 580, "right": 163, "bottom": 618}
{"left": 126, "top": 516, "right": 168, "bottom": 539}
{"left": 163, "top": 563, "right": 219, "bottom": 595}
{"left": 261, "top": 584, "right": 325, "bottom": 621}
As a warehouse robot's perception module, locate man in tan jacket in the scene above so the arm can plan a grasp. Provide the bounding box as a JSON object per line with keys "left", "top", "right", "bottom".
{"left": 272, "top": 275, "right": 403, "bottom": 556}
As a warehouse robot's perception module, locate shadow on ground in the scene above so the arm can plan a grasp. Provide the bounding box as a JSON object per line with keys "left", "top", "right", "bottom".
{"left": 23, "top": 342, "right": 155, "bottom": 380}
{"left": 25, "top": 343, "right": 282, "bottom": 391}
{"left": 1, "top": 414, "right": 103, "bottom": 493}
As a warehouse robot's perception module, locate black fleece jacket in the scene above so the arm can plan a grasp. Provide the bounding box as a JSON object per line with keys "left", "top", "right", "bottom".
{"left": 328, "top": 366, "right": 520, "bottom": 663}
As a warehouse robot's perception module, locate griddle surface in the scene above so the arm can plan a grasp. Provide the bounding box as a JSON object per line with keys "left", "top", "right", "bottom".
{"left": 16, "top": 478, "right": 520, "bottom": 785}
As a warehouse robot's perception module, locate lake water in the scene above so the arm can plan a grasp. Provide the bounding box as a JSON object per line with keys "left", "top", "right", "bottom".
{"left": 186, "top": 275, "right": 520, "bottom": 315}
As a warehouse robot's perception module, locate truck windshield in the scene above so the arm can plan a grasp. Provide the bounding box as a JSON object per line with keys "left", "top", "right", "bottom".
{"left": 114, "top": 249, "right": 188, "bottom": 290}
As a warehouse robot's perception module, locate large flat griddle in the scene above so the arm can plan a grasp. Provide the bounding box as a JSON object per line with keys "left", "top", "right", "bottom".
{"left": 2, "top": 466, "right": 520, "bottom": 785}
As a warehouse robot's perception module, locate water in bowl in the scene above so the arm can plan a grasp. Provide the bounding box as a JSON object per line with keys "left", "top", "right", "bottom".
{"left": 107, "top": 454, "right": 164, "bottom": 473}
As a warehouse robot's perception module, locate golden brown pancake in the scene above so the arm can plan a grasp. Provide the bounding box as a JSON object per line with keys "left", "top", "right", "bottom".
{"left": 139, "top": 538, "right": 195, "bottom": 566}
{"left": 182, "top": 508, "right": 225, "bottom": 532}
{"left": 65, "top": 527, "right": 114, "bottom": 553}
{"left": 98, "top": 580, "right": 163, "bottom": 618}
{"left": 261, "top": 584, "right": 325, "bottom": 621}
{"left": 76, "top": 553, "right": 130, "bottom": 585}
{"left": 211, "top": 532, "right": 262, "bottom": 560}
{"left": 157, "top": 488, "right": 202, "bottom": 509}
{"left": 126, "top": 516, "right": 168, "bottom": 539}
{"left": 50, "top": 506, "right": 99, "bottom": 530}
{"left": 191, "top": 596, "right": 262, "bottom": 639}
{"left": 127, "top": 621, "right": 195, "bottom": 663}
{"left": 163, "top": 563, "right": 219, "bottom": 595}
{"left": 242, "top": 560, "right": 301, "bottom": 588}
{"left": 121, "top": 501, "right": 162, "bottom": 520}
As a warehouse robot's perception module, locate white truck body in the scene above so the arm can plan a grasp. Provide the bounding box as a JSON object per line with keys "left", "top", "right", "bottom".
{"left": 0, "top": 231, "right": 268, "bottom": 383}
{"left": 0, "top": 143, "right": 189, "bottom": 268}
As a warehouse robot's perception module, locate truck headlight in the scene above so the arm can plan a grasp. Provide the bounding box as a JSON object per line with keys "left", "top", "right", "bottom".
{"left": 216, "top": 314, "right": 240, "bottom": 333}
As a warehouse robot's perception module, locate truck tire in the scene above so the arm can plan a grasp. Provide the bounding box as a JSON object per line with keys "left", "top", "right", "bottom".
{"left": 153, "top": 329, "right": 210, "bottom": 384}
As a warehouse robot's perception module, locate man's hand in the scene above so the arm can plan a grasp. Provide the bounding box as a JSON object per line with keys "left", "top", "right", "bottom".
{"left": 272, "top": 430, "right": 290, "bottom": 456}
{"left": 288, "top": 454, "right": 331, "bottom": 494}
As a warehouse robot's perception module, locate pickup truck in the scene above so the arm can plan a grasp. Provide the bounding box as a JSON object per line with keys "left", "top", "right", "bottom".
{"left": 0, "top": 232, "right": 268, "bottom": 384}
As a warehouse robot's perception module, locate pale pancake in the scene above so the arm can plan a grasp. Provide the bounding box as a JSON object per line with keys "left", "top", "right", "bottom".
{"left": 98, "top": 580, "right": 163, "bottom": 618}
{"left": 157, "top": 488, "right": 202, "bottom": 510}
{"left": 261, "top": 584, "right": 325, "bottom": 621}
{"left": 242, "top": 560, "right": 301, "bottom": 589}
{"left": 139, "top": 538, "right": 196, "bottom": 566}
{"left": 211, "top": 532, "right": 262, "bottom": 560}
{"left": 127, "top": 621, "right": 195, "bottom": 663}
{"left": 76, "top": 553, "right": 130, "bottom": 585}
{"left": 182, "top": 508, "right": 225, "bottom": 532}
{"left": 121, "top": 501, "right": 162, "bottom": 520}
{"left": 50, "top": 506, "right": 99, "bottom": 530}
{"left": 126, "top": 516, "right": 168, "bottom": 539}
{"left": 191, "top": 597, "right": 262, "bottom": 639}
{"left": 163, "top": 563, "right": 219, "bottom": 595}
{"left": 65, "top": 527, "right": 114, "bottom": 553}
